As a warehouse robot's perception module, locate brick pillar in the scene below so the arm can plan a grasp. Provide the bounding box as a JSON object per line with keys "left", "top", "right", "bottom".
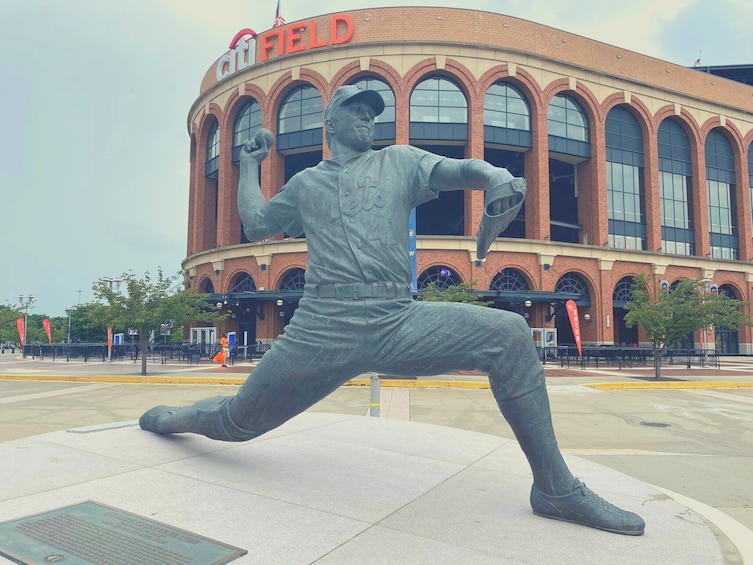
{"left": 643, "top": 129, "right": 662, "bottom": 252}
{"left": 526, "top": 104, "right": 549, "bottom": 240}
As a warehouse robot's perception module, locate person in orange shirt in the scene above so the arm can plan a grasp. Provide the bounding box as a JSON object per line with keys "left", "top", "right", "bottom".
{"left": 219, "top": 334, "right": 229, "bottom": 367}
{"left": 213, "top": 334, "right": 230, "bottom": 367}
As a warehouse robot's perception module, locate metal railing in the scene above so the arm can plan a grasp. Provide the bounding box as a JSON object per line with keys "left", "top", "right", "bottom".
{"left": 539, "top": 346, "right": 720, "bottom": 370}
{"left": 18, "top": 341, "right": 274, "bottom": 364}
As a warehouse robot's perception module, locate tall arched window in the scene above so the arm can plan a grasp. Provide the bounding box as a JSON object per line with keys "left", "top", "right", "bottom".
{"left": 205, "top": 122, "right": 220, "bottom": 178}
{"left": 658, "top": 119, "right": 694, "bottom": 255}
{"left": 611, "top": 276, "right": 638, "bottom": 345}
{"left": 410, "top": 77, "right": 468, "bottom": 237}
{"left": 548, "top": 94, "right": 590, "bottom": 244}
{"left": 277, "top": 86, "right": 323, "bottom": 182}
{"left": 351, "top": 76, "right": 396, "bottom": 143}
{"left": 484, "top": 82, "right": 531, "bottom": 239}
{"left": 706, "top": 129, "right": 738, "bottom": 260}
{"left": 606, "top": 107, "right": 646, "bottom": 250}
{"left": 232, "top": 99, "right": 262, "bottom": 161}
{"left": 417, "top": 266, "right": 462, "bottom": 290}
{"left": 716, "top": 284, "right": 740, "bottom": 354}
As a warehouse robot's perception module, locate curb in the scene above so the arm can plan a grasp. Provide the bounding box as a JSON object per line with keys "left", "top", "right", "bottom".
{"left": 584, "top": 381, "right": 753, "bottom": 391}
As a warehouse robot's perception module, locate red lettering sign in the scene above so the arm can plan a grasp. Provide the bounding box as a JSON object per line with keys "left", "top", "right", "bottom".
{"left": 259, "top": 14, "right": 354, "bottom": 62}
{"left": 331, "top": 15, "right": 354, "bottom": 45}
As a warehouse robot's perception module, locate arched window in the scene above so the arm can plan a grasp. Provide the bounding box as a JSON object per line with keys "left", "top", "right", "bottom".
{"left": 484, "top": 83, "right": 530, "bottom": 134}
{"left": 410, "top": 77, "right": 467, "bottom": 123}
{"left": 548, "top": 94, "right": 588, "bottom": 144}
{"left": 279, "top": 268, "right": 306, "bottom": 291}
{"left": 706, "top": 129, "right": 738, "bottom": 260}
{"left": 659, "top": 119, "right": 694, "bottom": 255}
{"left": 205, "top": 122, "right": 220, "bottom": 177}
{"left": 490, "top": 268, "right": 530, "bottom": 292}
{"left": 612, "top": 276, "right": 635, "bottom": 307}
{"left": 200, "top": 279, "right": 214, "bottom": 294}
{"left": 409, "top": 77, "right": 468, "bottom": 143}
{"left": 606, "top": 107, "right": 646, "bottom": 250}
{"left": 232, "top": 99, "right": 262, "bottom": 161}
{"left": 230, "top": 273, "right": 257, "bottom": 293}
{"left": 417, "top": 266, "right": 462, "bottom": 290}
{"left": 278, "top": 86, "right": 322, "bottom": 134}
{"left": 554, "top": 273, "right": 590, "bottom": 298}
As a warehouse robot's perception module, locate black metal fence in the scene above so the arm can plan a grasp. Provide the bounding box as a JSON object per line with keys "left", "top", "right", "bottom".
{"left": 18, "top": 342, "right": 274, "bottom": 364}
{"left": 539, "top": 346, "right": 721, "bottom": 370}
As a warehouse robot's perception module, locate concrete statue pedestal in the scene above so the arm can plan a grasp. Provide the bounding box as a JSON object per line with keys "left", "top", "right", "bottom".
{"left": 1, "top": 413, "right": 723, "bottom": 564}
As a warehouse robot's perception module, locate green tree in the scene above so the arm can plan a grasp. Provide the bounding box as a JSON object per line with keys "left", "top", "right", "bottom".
{"left": 624, "top": 274, "right": 747, "bottom": 379}
{"left": 89, "top": 269, "right": 222, "bottom": 375}
{"left": 0, "top": 305, "right": 21, "bottom": 344}
{"left": 421, "top": 281, "right": 492, "bottom": 306}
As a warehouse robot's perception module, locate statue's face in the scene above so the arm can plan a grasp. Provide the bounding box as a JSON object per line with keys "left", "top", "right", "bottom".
{"left": 330, "top": 101, "right": 375, "bottom": 152}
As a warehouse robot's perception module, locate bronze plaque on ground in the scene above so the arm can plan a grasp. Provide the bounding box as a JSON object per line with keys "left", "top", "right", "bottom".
{"left": 0, "top": 501, "right": 246, "bottom": 564}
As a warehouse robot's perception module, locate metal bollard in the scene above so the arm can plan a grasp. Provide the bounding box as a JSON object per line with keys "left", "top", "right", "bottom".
{"left": 369, "top": 373, "right": 380, "bottom": 417}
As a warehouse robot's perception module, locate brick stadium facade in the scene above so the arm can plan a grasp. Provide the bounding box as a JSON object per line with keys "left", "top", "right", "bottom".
{"left": 183, "top": 7, "right": 753, "bottom": 353}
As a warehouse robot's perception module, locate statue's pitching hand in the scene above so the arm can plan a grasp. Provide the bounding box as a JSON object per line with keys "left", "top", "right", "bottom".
{"left": 241, "top": 128, "right": 274, "bottom": 162}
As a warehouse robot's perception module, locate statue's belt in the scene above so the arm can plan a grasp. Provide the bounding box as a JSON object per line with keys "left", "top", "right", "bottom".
{"left": 306, "top": 282, "right": 412, "bottom": 300}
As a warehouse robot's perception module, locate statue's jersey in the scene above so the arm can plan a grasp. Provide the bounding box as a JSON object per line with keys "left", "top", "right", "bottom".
{"left": 266, "top": 145, "right": 444, "bottom": 286}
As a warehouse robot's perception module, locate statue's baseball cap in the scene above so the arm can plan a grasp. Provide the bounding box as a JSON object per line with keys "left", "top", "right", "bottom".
{"left": 324, "top": 85, "right": 385, "bottom": 123}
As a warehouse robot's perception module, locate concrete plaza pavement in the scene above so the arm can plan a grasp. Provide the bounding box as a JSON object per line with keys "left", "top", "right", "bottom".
{"left": 1, "top": 353, "right": 752, "bottom": 563}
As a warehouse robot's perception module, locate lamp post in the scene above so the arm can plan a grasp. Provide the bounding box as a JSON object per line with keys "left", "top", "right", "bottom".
{"left": 18, "top": 294, "right": 35, "bottom": 357}
{"left": 66, "top": 308, "right": 73, "bottom": 344}
{"left": 700, "top": 278, "right": 711, "bottom": 368}
{"left": 99, "top": 277, "right": 122, "bottom": 292}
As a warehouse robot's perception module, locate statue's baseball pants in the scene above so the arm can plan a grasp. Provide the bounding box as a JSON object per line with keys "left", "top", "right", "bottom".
{"left": 192, "top": 292, "right": 543, "bottom": 441}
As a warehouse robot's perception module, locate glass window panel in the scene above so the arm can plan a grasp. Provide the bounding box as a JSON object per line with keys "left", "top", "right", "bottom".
{"left": 548, "top": 121, "right": 567, "bottom": 138}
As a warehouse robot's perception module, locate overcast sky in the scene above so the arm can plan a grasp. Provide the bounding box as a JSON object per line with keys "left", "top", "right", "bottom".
{"left": 1, "top": 0, "right": 751, "bottom": 317}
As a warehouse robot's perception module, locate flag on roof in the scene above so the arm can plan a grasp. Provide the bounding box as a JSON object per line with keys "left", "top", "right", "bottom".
{"left": 273, "top": 0, "right": 285, "bottom": 27}
{"left": 693, "top": 58, "right": 701, "bottom": 67}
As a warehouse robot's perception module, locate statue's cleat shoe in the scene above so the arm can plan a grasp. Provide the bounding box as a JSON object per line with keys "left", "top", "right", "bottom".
{"left": 530, "top": 479, "right": 645, "bottom": 536}
{"left": 139, "top": 405, "right": 181, "bottom": 434}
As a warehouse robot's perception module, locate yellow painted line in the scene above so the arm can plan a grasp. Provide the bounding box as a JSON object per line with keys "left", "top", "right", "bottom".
{"left": 346, "top": 379, "right": 490, "bottom": 389}
{"left": 0, "top": 374, "right": 247, "bottom": 386}
{"left": 0, "top": 374, "right": 492, "bottom": 389}
{"left": 585, "top": 381, "right": 753, "bottom": 391}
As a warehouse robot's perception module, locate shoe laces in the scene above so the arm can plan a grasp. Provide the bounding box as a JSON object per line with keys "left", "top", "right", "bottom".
{"left": 574, "top": 480, "right": 614, "bottom": 508}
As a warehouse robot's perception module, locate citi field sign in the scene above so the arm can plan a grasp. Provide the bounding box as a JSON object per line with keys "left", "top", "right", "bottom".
{"left": 216, "top": 14, "right": 355, "bottom": 82}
